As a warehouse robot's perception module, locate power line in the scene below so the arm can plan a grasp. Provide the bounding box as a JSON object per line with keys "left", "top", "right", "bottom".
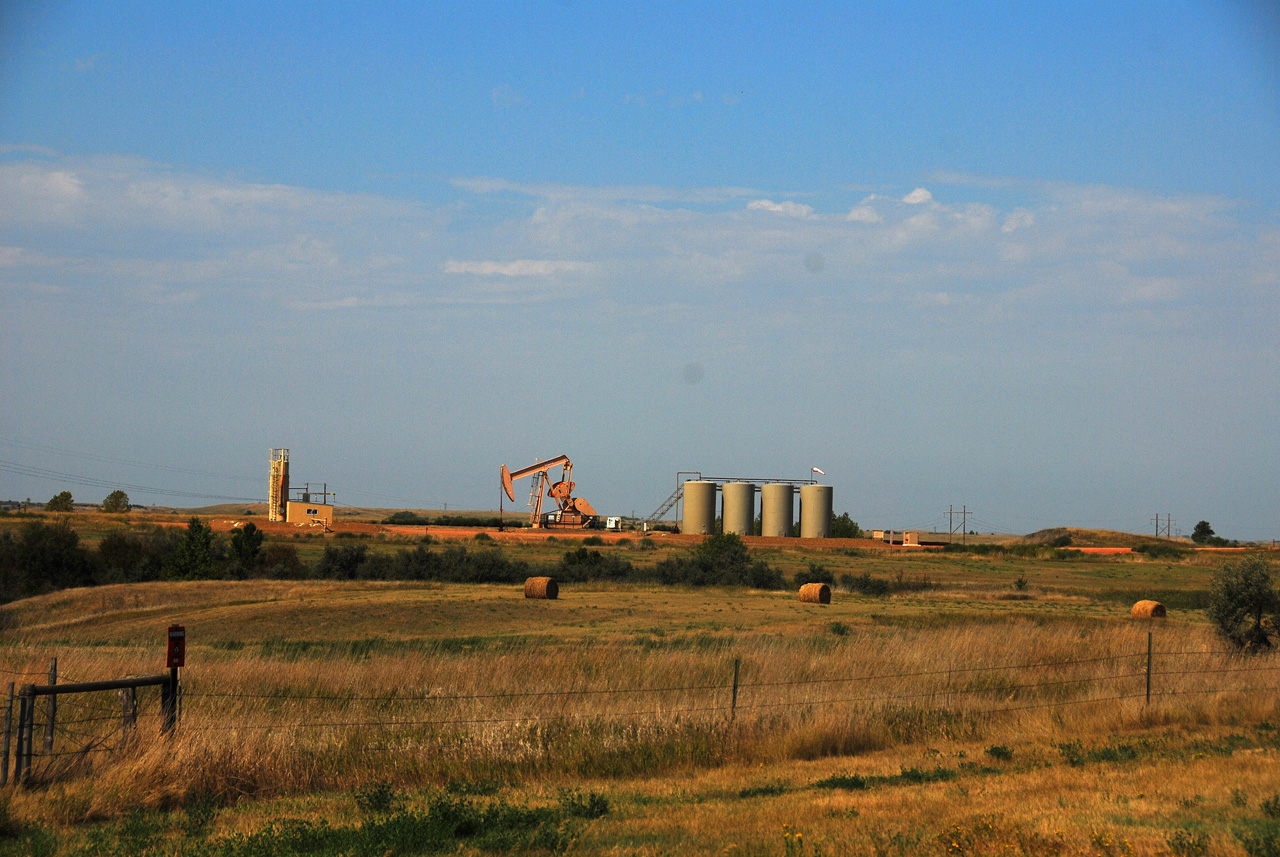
{"left": 0, "top": 437, "right": 258, "bottom": 483}
{"left": 0, "top": 460, "right": 264, "bottom": 503}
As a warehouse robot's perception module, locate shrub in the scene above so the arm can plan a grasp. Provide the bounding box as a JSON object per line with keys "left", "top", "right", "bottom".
{"left": 2, "top": 519, "right": 99, "bottom": 600}
{"left": 795, "top": 561, "right": 834, "bottom": 588}
{"left": 557, "top": 547, "right": 634, "bottom": 582}
{"left": 317, "top": 544, "right": 369, "bottom": 580}
{"left": 353, "top": 780, "right": 403, "bottom": 817}
{"left": 582, "top": 535, "right": 604, "bottom": 546}
{"left": 653, "top": 533, "right": 784, "bottom": 589}
{"left": 557, "top": 789, "right": 610, "bottom": 818}
{"left": 1207, "top": 556, "right": 1279, "bottom": 650}
{"left": 831, "top": 512, "right": 864, "bottom": 539}
{"left": 229, "top": 522, "right": 264, "bottom": 566}
{"left": 383, "top": 510, "right": 431, "bottom": 525}
{"left": 839, "top": 572, "right": 890, "bottom": 597}
{"left": 1134, "top": 542, "right": 1189, "bottom": 559}
{"left": 1167, "top": 828, "right": 1209, "bottom": 857}
{"left": 164, "top": 517, "right": 219, "bottom": 580}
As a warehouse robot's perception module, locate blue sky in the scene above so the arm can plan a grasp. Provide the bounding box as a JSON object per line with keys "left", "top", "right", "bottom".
{"left": 1, "top": 1, "right": 1277, "bottom": 538}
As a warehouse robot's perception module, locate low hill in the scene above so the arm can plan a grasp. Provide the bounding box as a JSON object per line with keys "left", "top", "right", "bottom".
{"left": 1022, "top": 527, "right": 1187, "bottom": 549}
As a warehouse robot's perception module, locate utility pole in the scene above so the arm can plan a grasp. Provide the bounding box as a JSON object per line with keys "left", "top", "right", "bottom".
{"left": 1151, "top": 513, "right": 1175, "bottom": 538}
{"left": 947, "top": 505, "right": 971, "bottom": 544}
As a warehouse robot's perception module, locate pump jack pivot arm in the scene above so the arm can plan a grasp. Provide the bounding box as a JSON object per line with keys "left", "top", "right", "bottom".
{"left": 501, "top": 455, "right": 571, "bottom": 502}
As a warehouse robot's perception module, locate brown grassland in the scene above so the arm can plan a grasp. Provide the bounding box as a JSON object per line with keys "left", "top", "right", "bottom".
{"left": 0, "top": 512, "right": 1278, "bottom": 855}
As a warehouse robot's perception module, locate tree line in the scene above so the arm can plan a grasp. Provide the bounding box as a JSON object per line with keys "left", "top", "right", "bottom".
{"left": 0, "top": 519, "right": 809, "bottom": 603}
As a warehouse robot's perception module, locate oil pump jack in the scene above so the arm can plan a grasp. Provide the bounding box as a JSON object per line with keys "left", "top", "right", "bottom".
{"left": 501, "top": 454, "right": 599, "bottom": 529}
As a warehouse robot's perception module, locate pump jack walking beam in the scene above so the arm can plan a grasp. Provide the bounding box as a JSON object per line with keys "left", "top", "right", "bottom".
{"left": 500, "top": 455, "right": 597, "bottom": 528}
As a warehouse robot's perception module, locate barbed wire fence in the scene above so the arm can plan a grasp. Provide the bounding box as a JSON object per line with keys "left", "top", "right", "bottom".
{"left": 2, "top": 637, "right": 1277, "bottom": 786}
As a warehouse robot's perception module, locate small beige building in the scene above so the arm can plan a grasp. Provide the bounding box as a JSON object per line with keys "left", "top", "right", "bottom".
{"left": 286, "top": 500, "right": 333, "bottom": 528}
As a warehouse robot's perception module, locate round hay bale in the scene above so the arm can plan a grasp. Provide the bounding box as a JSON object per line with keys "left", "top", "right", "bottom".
{"left": 524, "top": 576, "right": 558, "bottom": 600}
{"left": 799, "top": 582, "right": 831, "bottom": 604}
{"left": 1130, "top": 600, "right": 1167, "bottom": 618}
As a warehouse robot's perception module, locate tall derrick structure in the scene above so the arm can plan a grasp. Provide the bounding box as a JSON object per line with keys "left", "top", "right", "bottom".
{"left": 269, "top": 448, "right": 289, "bottom": 522}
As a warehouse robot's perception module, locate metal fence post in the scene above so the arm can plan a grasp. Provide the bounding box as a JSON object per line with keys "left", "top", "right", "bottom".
{"left": 1, "top": 682, "right": 12, "bottom": 786}
{"left": 43, "top": 657, "right": 56, "bottom": 754}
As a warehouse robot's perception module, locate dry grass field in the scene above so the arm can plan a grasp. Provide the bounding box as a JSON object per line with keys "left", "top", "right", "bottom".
{"left": 0, "top": 514, "right": 1278, "bottom": 855}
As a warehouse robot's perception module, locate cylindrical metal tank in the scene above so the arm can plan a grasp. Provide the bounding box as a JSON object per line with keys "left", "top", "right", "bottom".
{"left": 721, "top": 482, "right": 756, "bottom": 536}
{"left": 681, "top": 481, "right": 718, "bottom": 535}
{"left": 760, "top": 483, "right": 794, "bottom": 537}
{"left": 800, "top": 484, "right": 834, "bottom": 539}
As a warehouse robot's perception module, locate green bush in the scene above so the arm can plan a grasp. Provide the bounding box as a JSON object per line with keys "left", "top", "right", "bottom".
{"left": 839, "top": 572, "right": 889, "bottom": 597}
{"left": 1133, "top": 542, "right": 1189, "bottom": 559}
{"left": 557, "top": 547, "right": 634, "bottom": 582}
{"left": 830, "top": 512, "right": 864, "bottom": 539}
{"left": 795, "top": 561, "right": 834, "bottom": 588}
{"left": 1208, "top": 556, "right": 1279, "bottom": 650}
{"left": 653, "top": 533, "right": 785, "bottom": 589}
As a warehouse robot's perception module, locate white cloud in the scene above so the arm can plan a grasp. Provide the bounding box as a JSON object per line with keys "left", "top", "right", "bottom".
{"left": 443, "top": 259, "right": 589, "bottom": 276}
{"left": 846, "top": 205, "right": 882, "bottom": 223}
{"left": 1002, "top": 209, "right": 1035, "bottom": 232}
{"left": 747, "top": 199, "right": 816, "bottom": 219}
{"left": 1, "top": 151, "right": 1274, "bottom": 327}
{"left": 902, "top": 187, "right": 933, "bottom": 205}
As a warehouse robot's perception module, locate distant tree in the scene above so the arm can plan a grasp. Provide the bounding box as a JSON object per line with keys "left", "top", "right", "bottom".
{"left": 1192, "top": 521, "right": 1216, "bottom": 544}
{"left": 831, "top": 512, "right": 864, "bottom": 539}
{"left": 229, "top": 522, "right": 264, "bottom": 566}
{"left": 165, "top": 517, "right": 217, "bottom": 579}
{"left": 1207, "top": 556, "right": 1279, "bottom": 650}
{"left": 5, "top": 519, "right": 98, "bottom": 598}
{"left": 101, "top": 490, "right": 131, "bottom": 514}
{"left": 45, "top": 491, "right": 74, "bottom": 512}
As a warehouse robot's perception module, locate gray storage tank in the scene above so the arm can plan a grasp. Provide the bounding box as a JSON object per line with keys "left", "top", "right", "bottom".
{"left": 760, "top": 483, "right": 795, "bottom": 537}
{"left": 721, "top": 482, "right": 756, "bottom": 536}
{"left": 681, "top": 481, "right": 718, "bottom": 535}
{"left": 799, "top": 484, "right": 833, "bottom": 539}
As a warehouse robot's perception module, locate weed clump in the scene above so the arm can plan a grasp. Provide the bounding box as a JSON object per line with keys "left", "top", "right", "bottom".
{"left": 738, "top": 781, "right": 788, "bottom": 798}
{"left": 353, "top": 780, "right": 403, "bottom": 817}
{"left": 985, "top": 745, "right": 1013, "bottom": 761}
{"left": 1167, "top": 827, "right": 1210, "bottom": 857}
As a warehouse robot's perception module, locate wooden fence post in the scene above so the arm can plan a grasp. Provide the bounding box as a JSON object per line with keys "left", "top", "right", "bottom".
{"left": 161, "top": 669, "right": 178, "bottom": 735}
{"left": 1146, "top": 631, "right": 1153, "bottom": 705}
{"left": 1, "top": 682, "right": 12, "bottom": 786}
{"left": 15, "top": 688, "right": 31, "bottom": 785}
{"left": 22, "top": 687, "right": 35, "bottom": 784}
{"left": 730, "top": 658, "right": 740, "bottom": 721}
{"left": 43, "top": 657, "right": 56, "bottom": 754}
{"left": 120, "top": 687, "right": 137, "bottom": 738}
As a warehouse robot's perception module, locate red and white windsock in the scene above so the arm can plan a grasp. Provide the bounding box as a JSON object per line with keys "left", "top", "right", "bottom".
{"left": 812, "top": 467, "right": 825, "bottom": 476}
